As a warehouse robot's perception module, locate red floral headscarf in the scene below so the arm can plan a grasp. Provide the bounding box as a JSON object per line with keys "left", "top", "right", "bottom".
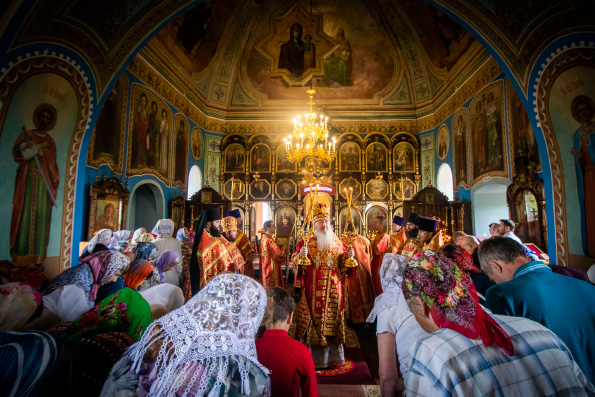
{"left": 439, "top": 244, "right": 482, "bottom": 274}
{"left": 402, "top": 250, "right": 514, "bottom": 355}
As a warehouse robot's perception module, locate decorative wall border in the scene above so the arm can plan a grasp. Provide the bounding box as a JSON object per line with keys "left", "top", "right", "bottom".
{"left": 0, "top": 55, "right": 91, "bottom": 270}
{"left": 533, "top": 45, "right": 595, "bottom": 267}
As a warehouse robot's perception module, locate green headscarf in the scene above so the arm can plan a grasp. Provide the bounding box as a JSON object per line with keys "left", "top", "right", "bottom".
{"left": 61, "top": 288, "right": 152, "bottom": 343}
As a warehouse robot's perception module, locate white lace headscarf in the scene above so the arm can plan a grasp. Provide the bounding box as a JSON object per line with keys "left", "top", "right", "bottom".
{"left": 129, "top": 273, "right": 268, "bottom": 396}
{"left": 151, "top": 219, "right": 175, "bottom": 236}
{"left": 366, "top": 253, "right": 409, "bottom": 322}
{"left": 88, "top": 229, "right": 112, "bottom": 252}
{"left": 107, "top": 230, "right": 131, "bottom": 249}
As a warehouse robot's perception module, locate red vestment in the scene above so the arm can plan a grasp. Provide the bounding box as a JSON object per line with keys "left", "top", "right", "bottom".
{"left": 221, "top": 237, "right": 245, "bottom": 274}
{"left": 294, "top": 236, "right": 346, "bottom": 347}
{"left": 197, "top": 230, "right": 235, "bottom": 288}
{"left": 371, "top": 232, "right": 389, "bottom": 296}
{"left": 260, "top": 234, "right": 285, "bottom": 289}
{"left": 389, "top": 228, "right": 407, "bottom": 253}
{"left": 234, "top": 231, "right": 254, "bottom": 278}
{"left": 401, "top": 237, "right": 424, "bottom": 259}
{"left": 256, "top": 329, "right": 319, "bottom": 397}
{"left": 343, "top": 235, "right": 375, "bottom": 323}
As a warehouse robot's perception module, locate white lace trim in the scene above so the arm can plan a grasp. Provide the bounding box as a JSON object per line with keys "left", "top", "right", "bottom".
{"left": 367, "top": 254, "right": 409, "bottom": 323}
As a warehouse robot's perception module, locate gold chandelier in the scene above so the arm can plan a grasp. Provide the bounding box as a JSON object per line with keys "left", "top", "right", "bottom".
{"left": 283, "top": 89, "right": 336, "bottom": 173}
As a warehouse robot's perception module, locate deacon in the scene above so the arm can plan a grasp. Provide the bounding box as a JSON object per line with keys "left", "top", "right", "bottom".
{"left": 343, "top": 226, "right": 375, "bottom": 324}
{"left": 260, "top": 220, "right": 288, "bottom": 288}
{"left": 227, "top": 209, "right": 255, "bottom": 277}
{"left": 189, "top": 208, "right": 235, "bottom": 293}
{"left": 370, "top": 215, "right": 390, "bottom": 296}
{"left": 220, "top": 216, "right": 246, "bottom": 273}
{"left": 389, "top": 215, "right": 407, "bottom": 253}
{"left": 295, "top": 203, "right": 355, "bottom": 369}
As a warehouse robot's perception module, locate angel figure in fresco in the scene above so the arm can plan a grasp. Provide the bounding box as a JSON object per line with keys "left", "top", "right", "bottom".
{"left": 11, "top": 104, "right": 60, "bottom": 266}
{"left": 570, "top": 95, "right": 595, "bottom": 257}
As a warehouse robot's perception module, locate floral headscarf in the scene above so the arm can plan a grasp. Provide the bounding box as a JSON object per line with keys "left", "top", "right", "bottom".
{"left": 88, "top": 229, "right": 113, "bottom": 252}
{"left": 79, "top": 250, "right": 131, "bottom": 302}
{"left": 366, "top": 254, "right": 409, "bottom": 322}
{"left": 155, "top": 251, "right": 180, "bottom": 284}
{"left": 176, "top": 228, "right": 187, "bottom": 242}
{"left": 134, "top": 242, "right": 159, "bottom": 260}
{"left": 0, "top": 282, "right": 43, "bottom": 331}
{"left": 402, "top": 250, "right": 513, "bottom": 355}
{"left": 108, "top": 230, "right": 131, "bottom": 250}
{"left": 126, "top": 274, "right": 268, "bottom": 396}
{"left": 438, "top": 244, "right": 482, "bottom": 274}
{"left": 123, "top": 259, "right": 154, "bottom": 290}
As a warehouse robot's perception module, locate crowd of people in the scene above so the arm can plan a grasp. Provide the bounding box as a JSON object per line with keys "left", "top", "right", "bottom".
{"left": 1, "top": 206, "right": 594, "bottom": 396}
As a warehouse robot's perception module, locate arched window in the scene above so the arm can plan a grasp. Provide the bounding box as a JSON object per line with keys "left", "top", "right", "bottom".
{"left": 187, "top": 165, "right": 202, "bottom": 199}
{"left": 437, "top": 163, "right": 454, "bottom": 201}
{"left": 471, "top": 183, "right": 509, "bottom": 237}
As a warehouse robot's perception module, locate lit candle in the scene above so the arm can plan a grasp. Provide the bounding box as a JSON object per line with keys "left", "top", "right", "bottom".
{"left": 293, "top": 119, "right": 297, "bottom": 130}
{"left": 332, "top": 137, "right": 336, "bottom": 152}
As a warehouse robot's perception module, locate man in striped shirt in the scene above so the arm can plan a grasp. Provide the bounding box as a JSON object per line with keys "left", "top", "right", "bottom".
{"left": 402, "top": 250, "right": 594, "bottom": 396}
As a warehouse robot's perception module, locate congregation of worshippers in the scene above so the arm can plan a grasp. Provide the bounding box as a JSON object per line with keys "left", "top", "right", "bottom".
{"left": 2, "top": 202, "right": 595, "bottom": 396}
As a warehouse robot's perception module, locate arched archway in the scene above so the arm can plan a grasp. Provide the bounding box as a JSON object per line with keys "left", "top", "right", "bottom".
{"left": 471, "top": 179, "right": 511, "bottom": 237}
{"left": 127, "top": 181, "right": 165, "bottom": 231}
{"left": 187, "top": 165, "right": 202, "bottom": 199}
{"left": 437, "top": 163, "right": 454, "bottom": 201}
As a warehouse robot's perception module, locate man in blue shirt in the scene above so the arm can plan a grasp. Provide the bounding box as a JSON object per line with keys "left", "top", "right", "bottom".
{"left": 479, "top": 236, "right": 595, "bottom": 384}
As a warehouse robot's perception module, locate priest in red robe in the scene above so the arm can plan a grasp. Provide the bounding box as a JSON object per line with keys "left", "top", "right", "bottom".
{"left": 370, "top": 215, "right": 390, "bottom": 296}
{"left": 227, "top": 209, "right": 255, "bottom": 277}
{"left": 343, "top": 230, "right": 375, "bottom": 324}
{"left": 389, "top": 215, "right": 407, "bottom": 253}
{"left": 294, "top": 202, "right": 355, "bottom": 369}
{"left": 260, "top": 220, "right": 287, "bottom": 288}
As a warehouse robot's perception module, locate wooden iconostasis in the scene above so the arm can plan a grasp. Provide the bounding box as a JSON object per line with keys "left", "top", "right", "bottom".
{"left": 218, "top": 131, "right": 425, "bottom": 244}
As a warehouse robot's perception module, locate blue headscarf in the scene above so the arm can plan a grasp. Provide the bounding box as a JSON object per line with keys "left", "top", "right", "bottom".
{"left": 134, "top": 242, "right": 158, "bottom": 260}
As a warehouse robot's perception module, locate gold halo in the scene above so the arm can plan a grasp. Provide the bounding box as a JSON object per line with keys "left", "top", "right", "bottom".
{"left": 33, "top": 103, "right": 58, "bottom": 131}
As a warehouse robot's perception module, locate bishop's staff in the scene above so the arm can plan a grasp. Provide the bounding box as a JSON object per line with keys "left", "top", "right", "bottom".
{"left": 340, "top": 187, "right": 358, "bottom": 268}
{"left": 298, "top": 183, "right": 318, "bottom": 267}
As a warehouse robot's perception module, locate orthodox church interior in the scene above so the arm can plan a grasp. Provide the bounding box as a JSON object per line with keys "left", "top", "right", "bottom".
{"left": 0, "top": 0, "right": 594, "bottom": 395}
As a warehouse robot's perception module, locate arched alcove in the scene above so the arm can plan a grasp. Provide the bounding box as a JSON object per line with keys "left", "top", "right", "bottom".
{"left": 437, "top": 163, "right": 454, "bottom": 201}
{"left": 471, "top": 182, "right": 510, "bottom": 237}
{"left": 127, "top": 181, "right": 165, "bottom": 231}
{"left": 187, "top": 165, "right": 202, "bottom": 199}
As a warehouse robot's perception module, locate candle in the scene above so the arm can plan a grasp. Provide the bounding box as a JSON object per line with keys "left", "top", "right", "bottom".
{"left": 332, "top": 137, "right": 336, "bottom": 152}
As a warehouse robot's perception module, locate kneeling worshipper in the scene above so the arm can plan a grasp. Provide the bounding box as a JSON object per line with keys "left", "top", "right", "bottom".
{"left": 402, "top": 250, "right": 595, "bottom": 395}
{"left": 190, "top": 208, "right": 236, "bottom": 292}
{"left": 25, "top": 285, "right": 90, "bottom": 331}
{"left": 143, "top": 250, "right": 181, "bottom": 289}
{"left": 294, "top": 202, "right": 355, "bottom": 369}
{"left": 44, "top": 250, "right": 131, "bottom": 308}
{"left": 100, "top": 274, "right": 271, "bottom": 396}
{"left": 132, "top": 227, "right": 146, "bottom": 243}
{"left": 260, "top": 220, "right": 287, "bottom": 288}
{"left": 107, "top": 230, "right": 131, "bottom": 250}
{"left": 438, "top": 243, "right": 494, "bottom": 305}
{"left": 81, "top": 228, "right": 112, "bottom": 257}
{"left": 343, "top": 226, "right": 375, "bottom": 324}
{"left": 134, "top": 241, "right": 159, "bottom": 261}
{"left": 479, "top": 236, "right": 595, "bottom": 384}
{"left": 151, "top": 219, "right": 183, "bottom": 287}
{"left": 139, "top": 283, "right": 185, "bottom": 315}
{"left": 136, "top": 232, "right": 155, "bottom": 243}
{"left": 366, "top": 254, "right": 426, "bottom": 396}
{"left": 227, "top": 209, "right": 255, "bottom": 278}
{"left": 123, "top": 259, "right": 154, "bottom": 291}
{"left": 0, "top": 282, "right": 43, "bottom": 332}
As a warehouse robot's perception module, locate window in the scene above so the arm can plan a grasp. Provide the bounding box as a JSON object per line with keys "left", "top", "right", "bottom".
{"left": 187, "top": 165, "right": 202, "bottom": 199}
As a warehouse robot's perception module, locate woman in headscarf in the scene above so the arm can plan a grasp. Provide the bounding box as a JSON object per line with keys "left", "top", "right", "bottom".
{"left": 60, "top": 288, "right": 152, "bottom": 344}
{"left": 108, "top": 230, "right": 131, "bottom": 250}
{"left": 136, "top": 232, "right": 155, "bottom": 243}
{"left": 142, "top": 251, "right": 180, "bottom": 290}
{"left": 100, "top": 274, "right": 271, "bottom": 397}
{"left": 438, "top": 243, "right": 494, "bottom": 304}
{"left": 401, "top": 250, "right": 593, "bottom": 395}
{"left": 123, "top": 259, "right": 154, "bottom": 290}
{"left": 82, "top": 229, "right": 113, "bottom": 257}
{"left": 134, "top": 242, "right": 159, "bottom": 261}
{"left": 151, "top": 219, "right": 183, "bottom": 288}
{"left": 132, "top": 227, "right": 146, "bottom": 243}
{"left": 0, "top": 282, "right": 43, "bottom": 332}
{"left": 366, "top": 254, "right": 427, "bottom": 396}
{"left": 176, "top": 227, "right": 194, "bottom": 301}
{"left": 139, "top": 283, "right": 185, "bottom": 313}
{"left": 45, "top": 250, "right": 131, "bottom": 308}
{"left": 41, "top": 285, "right": 89, "bottom": 322}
